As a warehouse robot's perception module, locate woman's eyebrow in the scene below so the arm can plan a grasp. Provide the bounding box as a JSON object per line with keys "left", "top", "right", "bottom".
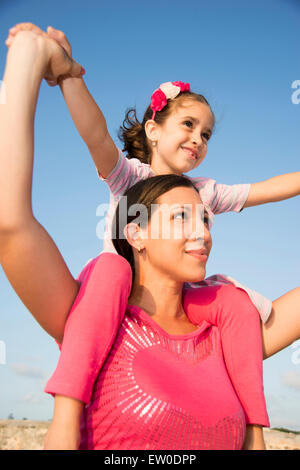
{"left": 170, "top": 205, "right": 209, "bottom": 217}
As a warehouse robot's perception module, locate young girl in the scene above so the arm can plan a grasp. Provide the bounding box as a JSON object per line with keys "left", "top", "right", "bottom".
{"left": 3, "top": 24, "right": 300, "bottom": 448}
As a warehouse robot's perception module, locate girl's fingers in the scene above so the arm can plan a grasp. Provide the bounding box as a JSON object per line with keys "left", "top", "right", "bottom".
{"left": 46, "top": 79, "right": 58, "bottom": 87}
{"left": 47, "top": 26, "right": 72, "bottom": 56}
{"left": 47, "top": 26, "right": 70, "bottom": 43}
{"left": 69, "top": 59, "right": 85, "bottom": 78}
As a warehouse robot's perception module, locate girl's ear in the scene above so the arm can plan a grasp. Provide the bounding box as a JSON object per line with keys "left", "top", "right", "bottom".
{"left": 144, "top": 119, "right": 159, "bottom": 142}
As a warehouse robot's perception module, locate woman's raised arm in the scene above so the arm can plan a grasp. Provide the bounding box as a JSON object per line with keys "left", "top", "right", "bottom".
{"left": 0, "top": 31, "right": 83, "bottom": 343}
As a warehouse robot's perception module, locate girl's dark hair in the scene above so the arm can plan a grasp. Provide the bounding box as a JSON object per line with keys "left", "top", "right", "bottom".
{"left": 118, "top": 90, "right": 215, "bottom": 164}
{"left": 112, "top": 174, "right": 199, "bottom": 284}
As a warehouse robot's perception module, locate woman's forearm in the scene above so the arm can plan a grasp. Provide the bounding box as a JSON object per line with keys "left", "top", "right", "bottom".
{"left": 0, "top": 33, "right": 47, "bottom": 228}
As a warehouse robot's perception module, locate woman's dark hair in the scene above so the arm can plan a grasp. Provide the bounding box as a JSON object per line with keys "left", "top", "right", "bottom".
{"left": 112, "top": 174, "right": 199, "bottom": 284}
{"left": 118, "top": 90, "right": 215, "bottom": 164}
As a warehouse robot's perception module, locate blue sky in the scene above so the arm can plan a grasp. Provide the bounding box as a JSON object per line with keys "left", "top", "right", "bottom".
{"left": 0, "top": 0, "right": 300, "bottom": 431}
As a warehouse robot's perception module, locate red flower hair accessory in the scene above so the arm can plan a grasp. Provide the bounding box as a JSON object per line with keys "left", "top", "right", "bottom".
{"left": 150, "top": 81, "right": 190, "bottom": 120}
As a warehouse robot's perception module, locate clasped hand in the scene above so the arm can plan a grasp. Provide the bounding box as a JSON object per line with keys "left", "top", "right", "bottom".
{"left": 5, "top": 22, "right": 84, "bottom": 85}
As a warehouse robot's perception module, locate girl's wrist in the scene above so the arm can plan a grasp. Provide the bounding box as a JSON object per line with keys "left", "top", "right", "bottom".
{"left": 58, "top": 74, "right": 84, "bottom": 89}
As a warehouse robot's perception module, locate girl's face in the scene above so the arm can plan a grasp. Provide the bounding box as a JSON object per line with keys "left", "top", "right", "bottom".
{"left": 137, "top": 186, "right": 212, "bottom": 284}
{"left": 149, "top": 100, "right": 214, "bottom": 175}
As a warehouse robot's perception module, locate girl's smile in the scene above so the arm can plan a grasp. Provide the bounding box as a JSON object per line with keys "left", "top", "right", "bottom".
{"left": 181, "top": 146, "right": 200, "bottom": 161}
{"left": 146, "top": 100, "right": 215, "bottom": 176}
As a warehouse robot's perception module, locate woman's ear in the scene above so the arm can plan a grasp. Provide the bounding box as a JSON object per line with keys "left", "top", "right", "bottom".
{"left": 123, "top": 223, "right": 143, "bottom": 250}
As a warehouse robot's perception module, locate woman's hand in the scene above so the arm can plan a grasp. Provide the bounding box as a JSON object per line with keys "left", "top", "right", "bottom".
{"left": 242, "top": 424, "right": 266, "bottom": 450}
{"left": 44, "top": 420, "right": 81, "bottom": 450}
{"left": 5, "top": 23, "right": 84, "bottom": 84}
{"left": 43, "top": 395, "right": 84, "bottom": 450}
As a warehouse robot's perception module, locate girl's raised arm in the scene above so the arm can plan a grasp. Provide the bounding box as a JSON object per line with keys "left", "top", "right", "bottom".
{"left": 0, "top": 31, "right": 83, "bottom": 343}
{"left": 7, "top": 23, "right": 119, "bottom": 179}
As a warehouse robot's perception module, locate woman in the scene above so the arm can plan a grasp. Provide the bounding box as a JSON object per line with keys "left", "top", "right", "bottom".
{"left": 53, "top": 174, "right": 268, "bottom": 450}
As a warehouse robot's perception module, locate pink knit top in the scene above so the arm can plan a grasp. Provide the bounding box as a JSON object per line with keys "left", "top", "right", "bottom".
{"left": 78, "top": 304, "right": 246, "bottom": 450}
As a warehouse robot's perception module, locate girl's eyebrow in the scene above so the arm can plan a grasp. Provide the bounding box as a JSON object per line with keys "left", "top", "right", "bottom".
{"left": 180, "top": 115, "right": 212, "bottom": 134}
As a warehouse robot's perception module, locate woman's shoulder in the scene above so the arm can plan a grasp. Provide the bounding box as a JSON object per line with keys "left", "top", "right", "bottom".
{"left": 183, "top": 282, "right": 252, "bottom": 310}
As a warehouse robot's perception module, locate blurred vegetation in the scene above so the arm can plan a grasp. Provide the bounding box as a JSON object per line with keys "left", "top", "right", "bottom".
{"left": 272, "top": 427, "right": 300, "bottom": 435}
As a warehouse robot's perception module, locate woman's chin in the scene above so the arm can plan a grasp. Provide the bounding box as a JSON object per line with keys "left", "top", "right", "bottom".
{"left": 182, "top": 268, "right": 206, "bottom": 284}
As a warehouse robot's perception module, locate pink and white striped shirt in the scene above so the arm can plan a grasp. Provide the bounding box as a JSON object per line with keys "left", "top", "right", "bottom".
{"left": 97, "top": 148, "right": 272, "bottom": 323}
{"left": 98, "top": 148, "right": 250, "bottom": 253}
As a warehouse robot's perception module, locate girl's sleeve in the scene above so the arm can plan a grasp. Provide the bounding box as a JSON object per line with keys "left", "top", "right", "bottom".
{"left": 183, "top": 283, "right": 270, "bottom": 427}
{"left": 188, "top": 274, "right": 272, "bottom": 324}
{"left": 44, "top": 252, "right": 132, "bottom": 404}
{"left": 97, "top": 147, "right": 153, "bottom": 198}
{"left": 193, "top": 177, "right": 250, "bottom": 215}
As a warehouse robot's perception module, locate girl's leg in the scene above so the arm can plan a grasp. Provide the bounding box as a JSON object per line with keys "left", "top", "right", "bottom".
{"left": 262, "top": 287, "right": 300, "bottom": 359}
{"left": 183, "top": 284, "right": 270, "bottom": 427}
{"left": 45, "top": 252, "right": 132, "bottom": 404}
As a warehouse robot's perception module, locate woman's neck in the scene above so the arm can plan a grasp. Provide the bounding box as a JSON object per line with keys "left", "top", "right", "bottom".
{"left": 128, "top": 269, "right": 184, "bottom": 320}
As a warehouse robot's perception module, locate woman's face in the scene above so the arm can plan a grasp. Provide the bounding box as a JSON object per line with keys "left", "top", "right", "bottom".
{"left": 137, "top": 186, "right": 212, "bottom": 284}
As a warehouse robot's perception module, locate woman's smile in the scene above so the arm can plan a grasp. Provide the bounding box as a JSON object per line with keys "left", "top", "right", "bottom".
{"left": 185, "top": 247, "right": 209, "bottom": 262}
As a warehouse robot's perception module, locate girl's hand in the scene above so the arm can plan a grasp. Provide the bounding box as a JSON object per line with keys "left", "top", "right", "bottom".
{"left": 46, "top": 26, "right": 81, "bottom": 86}
{"left": 5, "top": 23, "right": 84, "bottom": 85}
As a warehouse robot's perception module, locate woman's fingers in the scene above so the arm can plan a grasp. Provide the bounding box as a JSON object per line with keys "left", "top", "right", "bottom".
{"left": 6, "top": 23, "right": 46, "bottom": 49}
{"left": 9, "top": 22, "right": 44, "bottom": 36}
{"left": 5, "top": 36, "right": 13, "bottom": 47}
